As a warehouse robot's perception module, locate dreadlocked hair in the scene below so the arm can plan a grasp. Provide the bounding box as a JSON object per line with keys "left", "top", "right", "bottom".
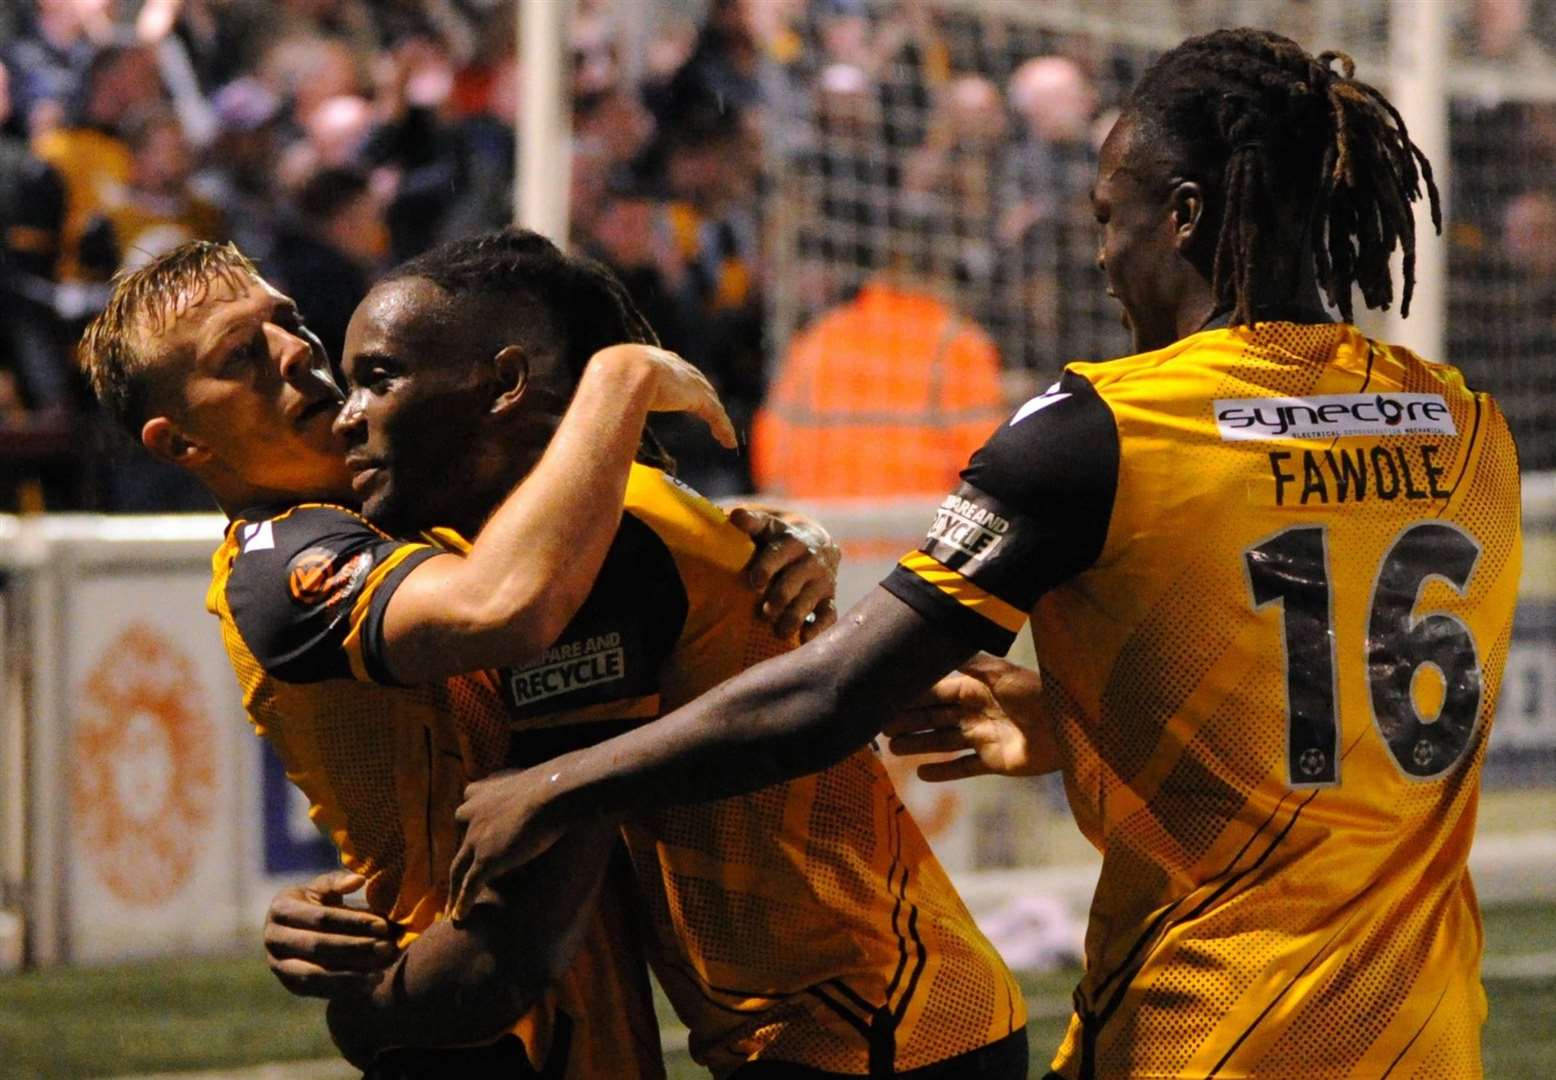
{"left": 1127, "top": 27, "right": 1442, "bottom": 326}
{"left": 382, "top": 227, "right": 675, "bottom": 471}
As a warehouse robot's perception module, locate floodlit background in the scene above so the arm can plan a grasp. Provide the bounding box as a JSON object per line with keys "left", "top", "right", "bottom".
{"left": 0, "top": 1, "right": 1551, "bottom": 1077}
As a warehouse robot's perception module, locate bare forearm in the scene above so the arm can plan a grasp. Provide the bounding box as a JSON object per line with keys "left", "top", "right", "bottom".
{"left": 326, "top": 825, "right": 614, "bottom": 1063}
{"left": 539, "top": 590, "right": 976, "bottom": 826}
{"left": 326, "top": 909, "right": 538, "bottom": 1061}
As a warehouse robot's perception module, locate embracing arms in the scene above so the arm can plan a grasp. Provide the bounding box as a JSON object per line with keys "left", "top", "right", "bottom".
{"left": 377, "top": 345, "right": 736, "bottom": 684}
{"left": 448, "top": 587, "right": 977, "bottom": 915}
{"left": 267, "top": 827, "right": 615, "bottom": 1068}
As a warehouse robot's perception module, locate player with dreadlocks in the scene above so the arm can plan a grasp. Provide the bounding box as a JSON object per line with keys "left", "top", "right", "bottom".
{"left": 450, "top": 29, "right": 1521, "bottom": 1078}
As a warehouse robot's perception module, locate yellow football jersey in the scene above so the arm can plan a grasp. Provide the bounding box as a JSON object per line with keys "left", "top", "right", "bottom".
{"left": 208, "top": 503, "right": 664, "bottom": 1080}
{"left": 486, "top": 465, "right": 1026, "bottom": 1077}
{"left": 884, "top": 321, "right": 1522, "bottom": 1078}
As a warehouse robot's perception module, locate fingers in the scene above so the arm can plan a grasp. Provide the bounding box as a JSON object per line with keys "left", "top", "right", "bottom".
{"left": 916, "top": 754, "right": 993, "bottom": 784}
{"left": 265, "top": 922, "right": 400, "bottom": 973}
{"left": 726, "top": 506, "right": 770, "bottom": 541}
{"left": 743, "top": 530, "right": 808, "bottom": 591}
{"left": 448, "top": 843, "right": 483, "bottom": 924}
{"left": 880, "top": 701, "right": 972, "bottom": 737}
{"left": 886, "top": 727, "right": 975, "bottom": 758}
{"left": 305, "top": 870, "right": 368, "bottom": 904}
{"left": 269, "top": 957, "right": 386, "bottom": 1000}
{"left": 702, "top": 400, "right": 738, "bottom": 450}
{"left": 909, "top": 671, "right": 984, "bottom": 710}
{"left": 799, "top": 597, "right": 837, "bottom": 643}
{"left": 679, "top": 365, "right": 736, "bottom": 449}
{"left": 269, "top": 889, "right": 398, "bottom": 940}
{"left": 766, "top": 573, "right": 834, "bottom": 640}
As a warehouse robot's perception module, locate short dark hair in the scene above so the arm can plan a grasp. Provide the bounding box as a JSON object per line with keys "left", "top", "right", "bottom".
{"left": 380, "top": 228, "right": 674, "bottom": 468}
{"left": 1126, "top": 28, "right": 1441, "bottom": 326}
{"left": 79, "top": 240, "right": 260, "bottom": 434}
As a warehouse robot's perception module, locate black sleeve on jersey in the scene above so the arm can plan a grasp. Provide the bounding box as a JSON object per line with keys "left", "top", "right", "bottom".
{"left": 498, "top": 512, "right": 687, "bottom": 745}
{"left": 225, "top": 504, "right": 438, "bottom": 685}
{"left": 881, "top": 369, "right": 1120, "bottom": 652}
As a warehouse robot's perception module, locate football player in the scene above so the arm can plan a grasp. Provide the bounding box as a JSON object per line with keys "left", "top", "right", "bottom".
{"left": 306, "top": 229, "right": 1029, "bottom": 1078}
{"left": 452, "top": 30, "right": 1521, "bottom": 1079}
{"left": 78, "top": 237, "right": 839, "bottom": 1078}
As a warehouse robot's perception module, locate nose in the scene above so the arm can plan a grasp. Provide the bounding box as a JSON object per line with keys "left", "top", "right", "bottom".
{"left": 332, "top": 387, "right": 367, "bottom": 440}
{"left": 275, "top": 326, "right": 316, "bottom": 387}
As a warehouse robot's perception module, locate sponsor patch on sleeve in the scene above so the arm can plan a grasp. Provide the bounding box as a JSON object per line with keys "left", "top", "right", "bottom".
{"left": 1214, "top": 393, "right": 1456, "bottom": 442}
{"left": 923, "top": 491, "right": 1013, "bottom": 567}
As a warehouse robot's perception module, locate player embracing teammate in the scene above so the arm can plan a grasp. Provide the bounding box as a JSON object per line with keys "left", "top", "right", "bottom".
{"left": 448, "top": 28, "right": 1521, "bottom": 1080}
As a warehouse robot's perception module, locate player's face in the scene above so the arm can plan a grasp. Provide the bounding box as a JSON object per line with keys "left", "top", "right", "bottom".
{"left": 1092, "top": 114, "right": 1181, "bottom": 353}
{"left": 155, "top": 273, "right": 353, "bottom": 497}
{"left": 335, "top": 278, "right": 495, "bottom": 535}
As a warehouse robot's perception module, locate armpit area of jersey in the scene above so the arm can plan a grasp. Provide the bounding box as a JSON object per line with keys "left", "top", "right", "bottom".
{"left": 880, "top": 368, "right": 1119, "bottom": 654}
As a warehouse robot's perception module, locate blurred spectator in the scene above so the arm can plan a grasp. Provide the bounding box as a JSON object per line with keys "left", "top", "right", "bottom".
{"left": 904, "top": 74, "right": 1009, "bottom": 341}
{"left": 259, "top": 32, "right": 364, "bottom": 129}
{"left": 104, "top": 106, "right": 223, "bottom": 270}
{"left": 751, "top": 245, "right": 1006, "bottom": 499}
{"left": 0, "top": 57, "right": 70, "bottom": 414}
{"left": 655, "top": 0, "right": 764, "bottom": 122}
{"left": 265, "top": 166, "right": 386, "bottom": 363}
{"left": 33, "top": 45, "right": 165, "bottom": 282}
{"left": 193, "top": 77, "right": 286, "bottom": 262}
{"left": 1000, "top": 55, "right": 1102, "bottom": 372}
{"left": 3, "top": 0, "right": 115, "bottom": 137}
{"left": 1469, "top": 190, "right": 1556, "bottom": 470}
{"left": 656, "top": 111, "right": 766, "bottom": 495}
{"left": 793, "top": 62, "right": 891, "bottom": 288}
{"left": 582, "top": 179, "right": 691, "bottom": 366}
{"left": 576, "top": 89, "right": 656, "bottom": 173}
{"left": 1467, "top": 0, "right": 1556, "bottom": 63}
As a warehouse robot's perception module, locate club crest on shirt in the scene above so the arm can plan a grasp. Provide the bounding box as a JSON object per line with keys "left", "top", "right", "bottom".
{"left": 286, "top": 546, "right": 372, "bottom": 607}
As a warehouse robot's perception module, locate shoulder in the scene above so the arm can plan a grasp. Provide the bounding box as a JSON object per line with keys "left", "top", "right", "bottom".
{"left": 1067, "top": 327, "right": 1242, "bottom": 396}
{"left": 226, "top": 503, "right": 388, "bottom": 594}
{"left": 221, "top": 503, "right": 416, "bottom": 682}
{"left": 621, "top": 465, "right": 752, "bottom": 579}
{"left": 965, "top": 368, "right": 1119, "bottom": 502}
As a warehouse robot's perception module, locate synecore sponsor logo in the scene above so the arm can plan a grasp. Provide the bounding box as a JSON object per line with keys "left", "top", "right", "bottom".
{"left": 1214, "top": 393, "right": 1456, "bottom": 442}
{"left": 927, "top": 494, "right": 1009, "bottom": 560}
{"left": 509, "top": 632, "right": 625, "bottom": 703}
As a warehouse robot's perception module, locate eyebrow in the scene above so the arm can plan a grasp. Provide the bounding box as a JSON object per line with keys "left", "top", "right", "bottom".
{"left": 342, "top": 350, "right": 399, "bottom": 378}
{"left": 200, "top": 294, "right": 299, "bottom": 365}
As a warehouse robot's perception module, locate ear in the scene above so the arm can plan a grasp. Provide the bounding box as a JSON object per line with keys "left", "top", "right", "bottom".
{"left": 489, "top": 344, "right": 530, "bottom": 416}
{"left": 141, "top": 415, "right": 212, "bottom": 468}
{"left": 1167, "top": 179, "right": 1205, "bottom": 252}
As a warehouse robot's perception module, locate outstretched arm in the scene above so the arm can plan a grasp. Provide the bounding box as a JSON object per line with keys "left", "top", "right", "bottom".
{"left": 450, "top": 588, "right": 976, "bottom": 917}
{"left": 320, "top": 824, "right": 616, "bottom": 1068}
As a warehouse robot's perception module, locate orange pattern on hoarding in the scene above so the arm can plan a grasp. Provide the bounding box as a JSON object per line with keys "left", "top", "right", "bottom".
{"left": 73, "top": 624, "right": 217, "bottom": 906}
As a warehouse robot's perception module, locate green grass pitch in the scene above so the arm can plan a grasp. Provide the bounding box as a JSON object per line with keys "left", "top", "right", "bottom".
{"left": 0, "top": 903, "right": 1551, "bottom": 1078}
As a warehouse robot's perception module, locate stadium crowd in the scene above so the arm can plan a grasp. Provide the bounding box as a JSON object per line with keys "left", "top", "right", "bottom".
{"left": 0, "top": 0, "right": 1553, "bottom": 513}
